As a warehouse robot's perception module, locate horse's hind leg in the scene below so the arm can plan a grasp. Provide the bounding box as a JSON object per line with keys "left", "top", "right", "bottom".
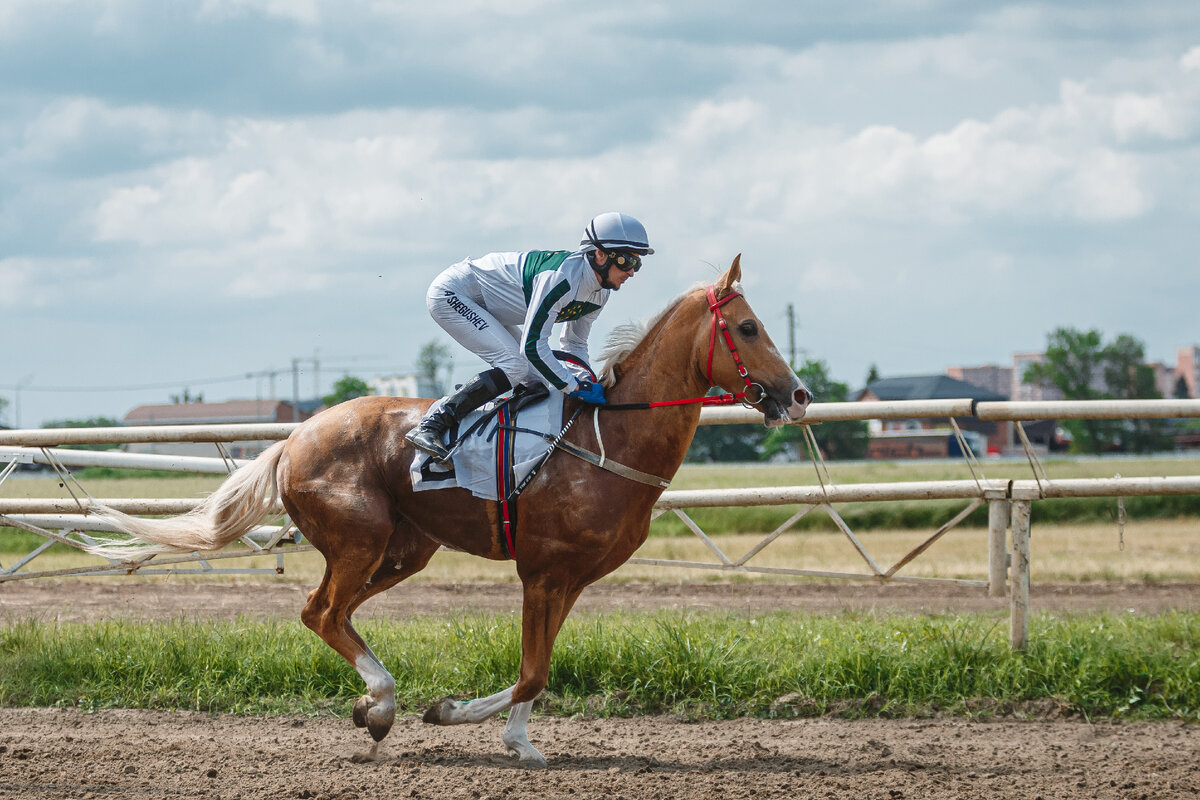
{"left": 342, "top": 534, "right": 441, "bottom": 733}
{"left": 298, "top": 520, "right": 437, "bottom": 743}
{"left": 302, "top": 555, "right": 394, "bottom": 741}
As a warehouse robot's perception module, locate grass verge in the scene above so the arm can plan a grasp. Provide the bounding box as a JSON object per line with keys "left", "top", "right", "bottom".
{"left": 2, "top": 611, "right": 1196, "bottom": 721}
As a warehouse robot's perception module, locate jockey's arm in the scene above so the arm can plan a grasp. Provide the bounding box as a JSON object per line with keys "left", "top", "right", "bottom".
{"left": 521, "top": 274, "right": 580, "bottom": 392}
{"left": 557, "top": 316, "right": 595, "bottom": 383}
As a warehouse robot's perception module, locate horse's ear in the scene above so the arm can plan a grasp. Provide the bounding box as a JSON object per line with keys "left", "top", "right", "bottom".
{"left": 715, "top": 254, "right": 743, "bottom": 298}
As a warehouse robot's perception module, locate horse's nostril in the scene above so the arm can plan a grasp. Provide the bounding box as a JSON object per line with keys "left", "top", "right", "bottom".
{"left": 794, "top": 387, "right": 812, "bottom": 407}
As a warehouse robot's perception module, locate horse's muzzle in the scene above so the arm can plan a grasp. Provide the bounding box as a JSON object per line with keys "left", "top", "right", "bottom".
{"left": 762, "top": 381, "right": 812, "bottom": 428}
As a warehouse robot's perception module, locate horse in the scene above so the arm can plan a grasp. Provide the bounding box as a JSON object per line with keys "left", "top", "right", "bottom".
{"left": 85, "top": 255, "right": 811, "bottom": 767}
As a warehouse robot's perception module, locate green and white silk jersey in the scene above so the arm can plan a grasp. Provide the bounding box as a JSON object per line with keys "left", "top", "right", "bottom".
{"left": 449, "top": 249, "right": 609, "bottom": 391}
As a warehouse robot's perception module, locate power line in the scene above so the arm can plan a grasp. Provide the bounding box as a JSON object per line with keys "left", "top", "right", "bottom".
{"left": 1, "top": 364, "right": 422, "bottom": 395}
{"left": 0, "top": 374, "right": 254, "bottom": 393}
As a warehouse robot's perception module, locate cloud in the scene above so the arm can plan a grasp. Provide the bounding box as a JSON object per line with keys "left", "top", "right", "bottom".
{"left": 0, "top": 256, "right": 98, "bottom": 309}
{"left": 80, "top": 48, "right": 1187, "bottom": 302}
{"left": 197, "top": 0, "right": 321, "bottom": 25}
{"left": 5, "top": 98, "right": 221, "bottom": 177}
{"left": 1183, "top": 45, "right": 1200, "bottom": 71}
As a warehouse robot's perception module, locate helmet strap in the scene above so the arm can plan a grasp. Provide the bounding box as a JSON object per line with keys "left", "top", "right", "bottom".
{"left": 587, "top": 250, "right": 617, "bottom": 289}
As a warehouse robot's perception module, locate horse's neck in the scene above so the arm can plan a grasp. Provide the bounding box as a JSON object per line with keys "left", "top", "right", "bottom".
{"left": 612, "top": 294, "right": 711, "bottom": 398}
{"left": 599, "top": 294, "right": 711, "bottom": 480}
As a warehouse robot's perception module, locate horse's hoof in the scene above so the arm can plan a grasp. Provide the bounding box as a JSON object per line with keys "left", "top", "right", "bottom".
{"left": 422, "top": 698, "right": 456, "bottom": 725}
{"left": 353, "top": 696, "right": 394, "bottom": 740}
{"left": 505, "top": 745, "right": 547, "bottom": 768}
{"left": 366, "top": 713, "right": 393, "bottom": 742}
{"left": 352, "top": 695, "right": 372, "bottom": 729}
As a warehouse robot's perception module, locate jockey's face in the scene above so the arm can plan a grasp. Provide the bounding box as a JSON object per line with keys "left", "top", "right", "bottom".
{"left": 592, "top": 250, "right": 636, "bottom": 291}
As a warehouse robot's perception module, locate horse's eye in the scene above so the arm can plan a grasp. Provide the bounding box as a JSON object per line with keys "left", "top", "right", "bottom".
{"left": 738, "top": 320, "right": 758, "bottom": 338}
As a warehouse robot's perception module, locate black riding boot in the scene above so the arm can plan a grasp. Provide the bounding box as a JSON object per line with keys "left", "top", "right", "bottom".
{"left": 404, "top": 367, "right": 512, "bottom": 461}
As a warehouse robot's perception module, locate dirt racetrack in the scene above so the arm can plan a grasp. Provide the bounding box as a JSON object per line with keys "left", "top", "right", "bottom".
{"left": 2, "top": 580, "right": 1198, "bottom": 799}
{"left": 2, "top": 706, "right": 1197, "bottom": 800}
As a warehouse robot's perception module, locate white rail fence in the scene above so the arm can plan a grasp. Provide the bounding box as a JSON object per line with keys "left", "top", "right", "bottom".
{"left": 2, "top": 399, "right": 1199, "bottom": 649}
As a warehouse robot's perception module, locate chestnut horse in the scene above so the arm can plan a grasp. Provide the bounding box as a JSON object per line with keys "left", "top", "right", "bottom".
{"left": 87, "top": 256, "right": 810, "bottom": 766}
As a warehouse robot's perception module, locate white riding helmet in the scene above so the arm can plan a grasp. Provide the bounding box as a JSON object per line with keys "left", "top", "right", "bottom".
{"left": 580, "top": 212, "right": 654, "bottom": 255}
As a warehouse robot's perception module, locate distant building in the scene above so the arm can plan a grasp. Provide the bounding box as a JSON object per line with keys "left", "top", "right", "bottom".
{"left": 1011, "top": 352, "right": 1064, "bottom": 402}
{"left": 370, "top": 374, "right": 439, "bottom": 399}
{"left": 946, "top": 365, "right": 1013, "bottom": 398}
{"left": 1177, "top": 346, "right": 1200, "bottom": 398}
{"left": 1148, "top": 362, "right": 1177, "bottom": 399}
{"left": 122, "top": 399, "right": 319, "bottom": 458}
{"left": 856, "top": 375, "right": 1009, "bottom": 458}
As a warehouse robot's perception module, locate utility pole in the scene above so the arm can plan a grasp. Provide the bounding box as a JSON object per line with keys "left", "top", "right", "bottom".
{"left": 786, "top": 304, "right": 797, "bottom": 369}
{"left": 246, "top": 368, "right": 288, "bottom": 399}
{"left": 312, "top": 349, "right": 320, "bottom": 399}
{"left": 291, "top": 358, "right": 301, "bottom": 422}
{"left": 289, "top": 356, "right": 320, "bottom": 422}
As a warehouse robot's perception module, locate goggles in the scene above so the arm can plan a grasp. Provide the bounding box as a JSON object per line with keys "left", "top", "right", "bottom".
{"left": 606, "top": 250, "right": 642, "bottom": 273}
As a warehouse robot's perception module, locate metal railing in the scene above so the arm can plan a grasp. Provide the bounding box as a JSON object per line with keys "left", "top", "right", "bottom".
{"left": 3, "top": 398, "right": 1199, "bottom": 648}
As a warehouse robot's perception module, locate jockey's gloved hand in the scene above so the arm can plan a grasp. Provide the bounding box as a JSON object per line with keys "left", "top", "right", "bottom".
{"left": 569, "top": 380, "right": 606, "bottom": 405}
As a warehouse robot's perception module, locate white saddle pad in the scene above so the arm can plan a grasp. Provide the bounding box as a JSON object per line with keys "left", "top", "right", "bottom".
{"left": 409, "top": 392, "right": 565, "bottom": 500}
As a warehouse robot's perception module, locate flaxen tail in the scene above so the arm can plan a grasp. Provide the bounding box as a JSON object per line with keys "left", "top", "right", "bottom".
{"left": 84, "top": 440, "right": 287, "bottom": 561}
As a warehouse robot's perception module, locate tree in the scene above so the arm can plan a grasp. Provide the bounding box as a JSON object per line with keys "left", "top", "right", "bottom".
{"left": 0, "top": 396, "right": 8, "bottom": 427}
{"left": 865, "top": 364, "right": 881, "bottom": 385}
{"left": 684, "top": 423, "right": 765, "bottom": 463}
{"left": 417, "top": 340, "right": 454, "bottom": 396}
{"left": 763, "top": 360, "right": 868, "bottom": 460}
{"left": 1023, "top": 327, "right": 1170, "bottom": 453}
{"left": 323, "top": 376, "right": 371, "bottom": 407}
{"left": 1101, "top": 334, "right": 1171, "bottom": 452}
{"left": 1022, "top": 327, "right": 1112, "bottom": 453}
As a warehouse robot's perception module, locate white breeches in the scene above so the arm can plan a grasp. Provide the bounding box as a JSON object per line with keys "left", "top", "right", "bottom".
{"left": 427, "top": 263, "right": 532, "bottom": 388}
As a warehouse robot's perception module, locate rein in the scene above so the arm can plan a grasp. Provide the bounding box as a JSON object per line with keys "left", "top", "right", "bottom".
{"left": 601, "top": 286, "right": 764, "bottom": 411}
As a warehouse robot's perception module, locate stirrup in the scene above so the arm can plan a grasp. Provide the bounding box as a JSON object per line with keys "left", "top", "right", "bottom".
{"left": 405, "top": 422, "right": 452, "bottom": 462}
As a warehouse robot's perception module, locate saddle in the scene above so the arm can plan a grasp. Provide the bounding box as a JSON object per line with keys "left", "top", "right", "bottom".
{"left": 409, "top": 382, "right": 560, "bottom": 501}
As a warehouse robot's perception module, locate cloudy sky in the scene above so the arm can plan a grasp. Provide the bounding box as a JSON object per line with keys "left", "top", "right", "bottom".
{"left": 2, "top": 1, "right": 1198, "bottom": 428}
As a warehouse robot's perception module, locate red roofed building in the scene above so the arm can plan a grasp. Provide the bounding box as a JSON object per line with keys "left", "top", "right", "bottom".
{"left": 122, "top": 399, "right": 319, "bottom": 458}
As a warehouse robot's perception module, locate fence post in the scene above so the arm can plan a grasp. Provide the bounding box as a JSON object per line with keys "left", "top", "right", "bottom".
{"left": 1009, "top": 499, "right": 1031, "bottom": 650}
{"left": 987, "top": 494, "right": 1010, "bottom": 597}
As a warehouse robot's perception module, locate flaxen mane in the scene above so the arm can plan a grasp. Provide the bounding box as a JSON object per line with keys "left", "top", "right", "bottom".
{"left": 597, "top": 280, "right": 742, "bottom": 387}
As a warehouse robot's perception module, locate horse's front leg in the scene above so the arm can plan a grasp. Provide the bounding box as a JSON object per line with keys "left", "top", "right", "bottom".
{"left": 423, "top": 686, "right": 544, "bottom": 764}
{"left": 423, "top": 577, "right": 581, "bottom": 767}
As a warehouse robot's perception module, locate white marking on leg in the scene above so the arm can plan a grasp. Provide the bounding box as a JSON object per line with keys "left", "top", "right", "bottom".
{"left": 355, "top": 653, "right": 396, "bottom": 714}
{"left": 440, "top": 685, "right": 514, "bottom": 724}
{"left": 501, "top": 699, "right": 545, "bottom": 767}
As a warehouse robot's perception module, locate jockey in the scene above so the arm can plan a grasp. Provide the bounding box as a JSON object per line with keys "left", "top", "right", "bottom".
{"left": 405, "top": 212, "right": 654, "bottom": 462}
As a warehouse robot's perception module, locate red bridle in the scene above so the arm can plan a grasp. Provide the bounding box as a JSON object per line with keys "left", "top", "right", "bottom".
{"left": 703, "top": 285, "right": 760, "bottom": 405}
{"left": 601, "top": 284, "right": 765, "bottom": 411}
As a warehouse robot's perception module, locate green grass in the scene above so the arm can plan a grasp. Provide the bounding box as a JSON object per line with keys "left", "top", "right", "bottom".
{"left": 2, "top": 611, "right": 1197, "bottom": 721}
